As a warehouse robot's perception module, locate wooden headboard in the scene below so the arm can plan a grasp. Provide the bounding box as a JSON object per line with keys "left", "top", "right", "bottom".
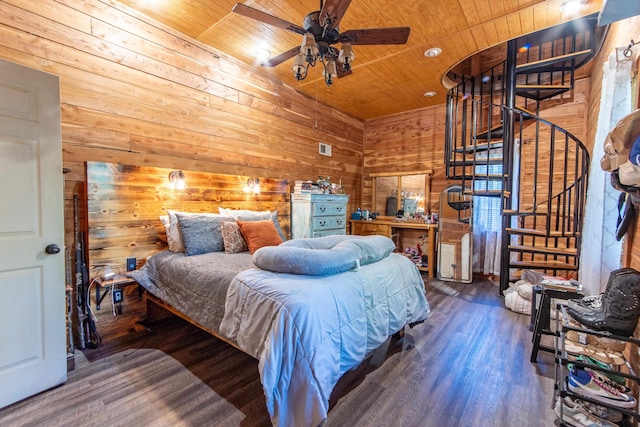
{"left": 85, "top": 161, "right": 290, "bottom": 276}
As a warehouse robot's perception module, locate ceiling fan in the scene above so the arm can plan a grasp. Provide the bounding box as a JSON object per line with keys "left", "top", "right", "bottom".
{"left": 232, "top": 0, "right": 411, "bottom": 86}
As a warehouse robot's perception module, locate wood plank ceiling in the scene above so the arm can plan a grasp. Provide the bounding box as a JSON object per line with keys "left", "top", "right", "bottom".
{"left": 114, "top": 0, "right": 603, "bottom": 120}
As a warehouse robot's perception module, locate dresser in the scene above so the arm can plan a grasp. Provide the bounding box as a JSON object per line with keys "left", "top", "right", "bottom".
{"left": 291, "top": 193, "right": 349, "bottom": 238}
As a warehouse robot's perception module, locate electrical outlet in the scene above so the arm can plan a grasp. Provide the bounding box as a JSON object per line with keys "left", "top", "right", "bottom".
{"left": 113, "top": 289, "right": 123, "bottom": 303}
{"left": 126, "top": 257, "right": 136, "bottom": 271}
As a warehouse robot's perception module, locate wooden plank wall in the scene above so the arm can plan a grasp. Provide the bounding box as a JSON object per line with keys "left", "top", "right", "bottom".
{"left": 85, "top": 161, "right": 290, "bottom": 276}
{"left": 363, "top": 105, "right": 447, "bottom": 214}
{"left": 0, "top": 0, "right": 364, "bottom": 255}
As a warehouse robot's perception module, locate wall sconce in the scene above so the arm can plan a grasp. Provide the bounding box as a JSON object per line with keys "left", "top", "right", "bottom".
{"left": 244, "top": 177, "right": 261, "bottom": 194}
{"left": 168, "top": 170, "right": 186, "bottom": 190}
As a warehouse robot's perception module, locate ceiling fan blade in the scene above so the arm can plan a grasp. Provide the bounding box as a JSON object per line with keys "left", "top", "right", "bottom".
{"left": 232, "top": 3, "right": 305, "bottom": 35}
{"left": 340, "top": 27, "right": 411, "bottom": 45}
{"left": 261, "top": 46, "right": 301, "bottom": 67}
{"left": 336, "top": 62, "right": 353, "bottom": 79}
{"left": 319, "top": 0, "right": 353, "bottom": 30}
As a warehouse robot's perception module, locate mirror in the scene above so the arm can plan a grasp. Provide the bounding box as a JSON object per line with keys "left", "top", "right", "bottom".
{"left": 437, "top": 185, "right": 473, "bottom": 283}
{"left": 372, "top": 171, "right": 431, "bottom": 218}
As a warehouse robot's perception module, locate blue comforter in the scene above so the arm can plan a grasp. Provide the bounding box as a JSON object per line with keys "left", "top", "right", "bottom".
{"left": 219, "top": 237, "right": 430, "bottom": 427}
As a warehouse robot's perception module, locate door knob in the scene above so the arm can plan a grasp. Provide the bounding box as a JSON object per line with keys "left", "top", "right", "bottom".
{"left": 45, "top": 244, "right": 60, "bottom": 254}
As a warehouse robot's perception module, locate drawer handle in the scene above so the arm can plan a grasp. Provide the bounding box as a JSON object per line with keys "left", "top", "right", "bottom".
{"left": 319, "top": 220, "right": 326, "bottom": 226}
{"left": 319, "top": 206, "right": 326, "bottom": 212}
{"left": 336, "top": 219, "right": 343, "bottom": 225}
{"left": 336, "top": 206, "right": 342, "bottom": 212}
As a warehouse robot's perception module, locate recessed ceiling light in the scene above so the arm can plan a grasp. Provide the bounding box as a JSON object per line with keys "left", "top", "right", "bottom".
{"left": 424, "top": 48, "right": 442, "bottom": 58}
{"left": 559, "top": 0, "right": 584, "bottom": 14}
{"left": 254, "top": 48, "right": 271, "bottom": 62}
{"left": 424, "top": 91, "right": 436, "bottom": 97}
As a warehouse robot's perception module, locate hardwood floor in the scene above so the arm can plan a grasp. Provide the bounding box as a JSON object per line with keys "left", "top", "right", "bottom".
{"left": 0, "top": 278, "right": 558, "bottom": 427}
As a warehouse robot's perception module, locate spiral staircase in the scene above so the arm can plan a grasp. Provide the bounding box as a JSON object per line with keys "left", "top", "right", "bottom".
{"left": 444, "top": 14, "right": 608, "bottom": 293}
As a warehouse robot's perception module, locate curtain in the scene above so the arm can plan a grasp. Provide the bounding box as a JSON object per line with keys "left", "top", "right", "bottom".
{"left": 473, "top": 162, "right": 503, "bottom": 276}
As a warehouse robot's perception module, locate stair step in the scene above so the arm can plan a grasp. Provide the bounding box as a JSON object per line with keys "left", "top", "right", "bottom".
{"left": 449, "top": 158, "right": 503, "bottom": 167}
{"left": 448, "top": 200, "right": 472, "bottom": 210}
{"left": 508, "top": 244, "right": 578, "bottom": 256}
{"left": 475, "top": 124, "right": 504, "bottom": 140}
{"left": 472, "top": 173, "right": 504, "bottom": 181}
{"left": 454, "top": 141, "right": 503, "bottom": 153}
{"left": 503, "top": 209, "right": 549, "bottom": 216}
{"left": 515, "top": 49, "right": 592, "bottom": 74}
{"left": 516, "top": 84, "right": 572, "bottom": 91}
{"left": 464, "top": 190, "right": 509, "bottom": 198}
{"left": 515, "top": 85, "right": 572, "bottom": 101}
{"left": 506, "top": 227, "right": 562, "bottom": 237}
{"left": 509, "top": 259, "right": 578, "bottom": 271}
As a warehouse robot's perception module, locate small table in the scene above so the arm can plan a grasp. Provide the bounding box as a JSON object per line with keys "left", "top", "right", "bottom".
{"left": 530, "top": 285, "right": 582, "bottom": 363}
{"left": 94, "top": 276, "right": 143, "bottom": 310}
{"left": 350, "top": 219, "right": 438, "bottom": 278}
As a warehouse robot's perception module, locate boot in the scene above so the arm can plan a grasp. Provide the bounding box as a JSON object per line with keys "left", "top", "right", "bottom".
{"left": 567, "top": 268, "right": 640, "bottom": 337}
{"left": 567, "top": 268, "right": 638, "bottom": 315}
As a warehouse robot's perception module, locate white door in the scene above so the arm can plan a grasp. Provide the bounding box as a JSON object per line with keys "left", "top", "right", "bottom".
{"left": 0, "top": 59, "right": 65, "bottom": 407}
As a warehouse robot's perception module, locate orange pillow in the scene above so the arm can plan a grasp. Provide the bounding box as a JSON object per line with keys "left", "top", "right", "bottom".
{"left": 237, "top": 219, "right": 284, "bottom": 254}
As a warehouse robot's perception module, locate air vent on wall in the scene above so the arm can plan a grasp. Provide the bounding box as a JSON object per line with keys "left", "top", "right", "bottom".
{"left": 319, "top": 142, "right": 332, "bottom": 157}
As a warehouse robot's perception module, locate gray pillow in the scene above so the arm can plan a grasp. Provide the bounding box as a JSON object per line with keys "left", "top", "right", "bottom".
{"left": 176, "top": 213, "right": 233, "bottom": 256}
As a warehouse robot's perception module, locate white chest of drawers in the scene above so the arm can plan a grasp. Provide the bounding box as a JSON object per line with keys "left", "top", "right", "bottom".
{"left": 290, "top": 193, "right": 349, "bottom": 239}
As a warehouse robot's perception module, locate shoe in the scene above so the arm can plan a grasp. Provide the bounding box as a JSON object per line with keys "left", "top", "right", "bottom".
{"left": 564, "top": 339, "right": 626, "bottom": 365}
{"left": 572, "top": 398, "right": 623, "bottom": 423}
{"left": 554, "top": 397, "right": 619, "bottom": 426}
{"left": 569, "top": 355, "right": 626, "bottom": 385}
{"left": 567, "top": 367, "right": 636, "bottom": 408}
{"left": 567, "top": 268, "right": 640, "bottom": 337}
{"left": 568, "top": 294, "right": 604, "bottom": 313}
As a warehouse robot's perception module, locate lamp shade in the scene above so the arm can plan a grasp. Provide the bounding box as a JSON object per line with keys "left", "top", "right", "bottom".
{"left": 292, "top": 54, "right": 307, "bottom": 80}
{"left": 300, "top": 33, "right": 318, "bottom": 60}
{"left": 338, "top": 43, "right": 355, "bottom": 67}
{"left": 323, "top": 59, "right": 337, "bottom": 86}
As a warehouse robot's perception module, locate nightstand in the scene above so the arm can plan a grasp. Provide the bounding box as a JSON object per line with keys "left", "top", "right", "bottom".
{"left": 94, "top": 276, "right": 143, "bottom": 310}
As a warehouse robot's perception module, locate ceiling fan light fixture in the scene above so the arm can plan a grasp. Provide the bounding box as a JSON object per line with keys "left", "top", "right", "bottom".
{"left": 324, "top": 59, "right": 337, "bottom": 87}
{"left": 292, "top": 54, "right": 308, "bottom": 81}
{"left": 424, "top": 47, "right": 442, "bottom": 58}
{"left": 338, "top": 43, "right": 355, "bottom": 71}
{"left": 424, "top": 91, "right": 436, "bottom": 97}
{"left": 301, "top": 33, "right": 318, "bottom": 63}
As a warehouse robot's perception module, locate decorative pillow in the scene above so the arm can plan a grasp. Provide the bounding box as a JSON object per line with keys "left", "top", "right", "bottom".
{"left": 237, "top": 219, "right": 283, "bottom": 254}
{"left": 163, "top": 211, "right": 186, "bottom": 252}
{"left": 236, "top": 210, "right": 287, "bottom": 241}
{"left": 176, "top": 213, "right": 233, "bottom": 256}
{"left": 221, "top": 221, "right": 248, "bottom": 254}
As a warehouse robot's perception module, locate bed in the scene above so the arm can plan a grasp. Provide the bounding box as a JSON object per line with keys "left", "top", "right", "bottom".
{"left": 85, "top": 162, "right": 429, "bottom": 426}
{"left": 132, "top": 233, "right": 430, "bottom": 427}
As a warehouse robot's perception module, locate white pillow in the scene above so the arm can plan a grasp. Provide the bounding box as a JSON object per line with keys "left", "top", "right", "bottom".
{"left": 218, "top": 207, "right": 270, "bottom": 218}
